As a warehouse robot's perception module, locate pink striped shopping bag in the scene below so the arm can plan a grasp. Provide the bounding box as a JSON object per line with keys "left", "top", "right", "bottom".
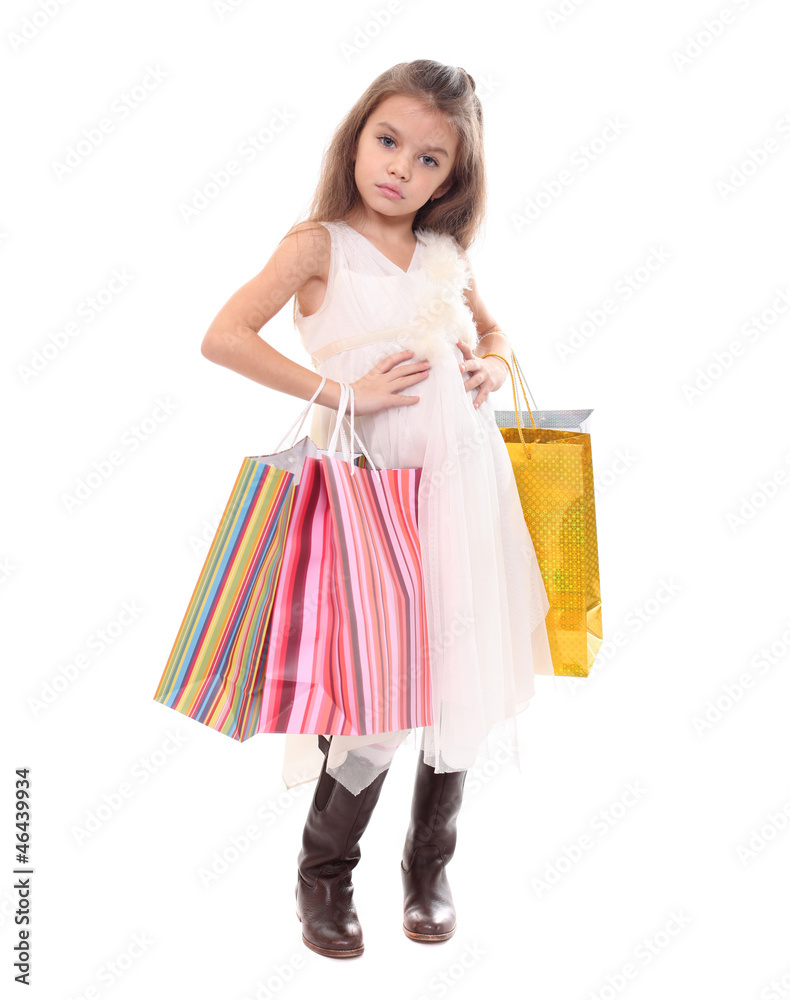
{"left": 153, "top": 379, "right": 432, "bottom": 740}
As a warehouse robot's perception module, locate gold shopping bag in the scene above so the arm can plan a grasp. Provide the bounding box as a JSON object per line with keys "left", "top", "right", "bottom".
{"left": 492, "top": 350, "right": 602, "bottom": 677}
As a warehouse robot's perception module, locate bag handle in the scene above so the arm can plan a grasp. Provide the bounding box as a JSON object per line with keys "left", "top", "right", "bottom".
{"left": 325, "top": 382, "right": 382, "bottom": 483}
{"left": 274, "top": 375, "right": 328, "bottom": 452}
{"left": 273, "top": 375, "right": 382, "bottom": 482}
{"left": 483, "top": 345, "right": 539, "bottom": 453}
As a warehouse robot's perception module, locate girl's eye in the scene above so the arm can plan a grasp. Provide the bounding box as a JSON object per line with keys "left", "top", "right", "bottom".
{"left": 376, "top": 135, "right": 439, "bottom": 168}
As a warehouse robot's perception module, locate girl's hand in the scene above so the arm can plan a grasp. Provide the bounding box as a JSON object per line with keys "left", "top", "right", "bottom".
{"left": 350, "top": 350, "right": 432, "bottom": 415}
{"left": 456, "top": 338, "right": 509, "bottom": 409}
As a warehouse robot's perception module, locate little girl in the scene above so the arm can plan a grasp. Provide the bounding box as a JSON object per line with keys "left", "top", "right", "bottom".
{"left": 199, "top": 59, "right": 552, "bottom": 958}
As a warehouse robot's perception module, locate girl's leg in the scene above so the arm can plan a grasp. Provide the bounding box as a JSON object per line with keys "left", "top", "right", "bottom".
{"left": 400, "top": 728, "right": 468, "bottom": 942}
{"left": 295, "top": 736, "right": 392, "bottom": 959}
{"left": 326, "top": 730, "right": 409, "bottom": 795}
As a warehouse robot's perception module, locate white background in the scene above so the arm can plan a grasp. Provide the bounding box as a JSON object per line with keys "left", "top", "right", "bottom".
{"left": 3, "top": 0, "right": 790, "bottom": 997}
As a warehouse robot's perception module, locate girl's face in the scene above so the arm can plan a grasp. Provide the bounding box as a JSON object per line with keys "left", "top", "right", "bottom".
{"left": 353, "top": 94, "right": 458, "bottom": 221}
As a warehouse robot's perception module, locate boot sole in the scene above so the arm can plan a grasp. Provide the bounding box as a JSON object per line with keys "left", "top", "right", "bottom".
{"left": 296, "top": 912, "right": 364, "bottom": 958}
{"left": 403, "top": 923, "right": 456, "bottom": 943}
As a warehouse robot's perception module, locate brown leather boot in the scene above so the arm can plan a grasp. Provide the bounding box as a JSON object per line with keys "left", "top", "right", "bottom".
{"left": 295, "top": 738, "right": 389, "bottom": 959}
{"left": 401, "top": 752, "right": 468, "bottom": 942}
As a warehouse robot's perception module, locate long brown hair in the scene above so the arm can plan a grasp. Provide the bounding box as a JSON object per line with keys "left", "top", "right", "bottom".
{"left": 289, "top": 59, "right": 486, "bottom": 249}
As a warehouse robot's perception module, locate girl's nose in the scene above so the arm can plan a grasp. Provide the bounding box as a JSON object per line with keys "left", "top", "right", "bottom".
{"left": 390, "top": 159, "right": 408, "bottom": 180}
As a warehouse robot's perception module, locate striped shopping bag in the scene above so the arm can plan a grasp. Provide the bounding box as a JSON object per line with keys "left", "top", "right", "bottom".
{"left": 153, "top": 380, "right": 432, "bottom": 740}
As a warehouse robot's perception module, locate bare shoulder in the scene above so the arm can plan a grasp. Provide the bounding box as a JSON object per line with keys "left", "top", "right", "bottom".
{"left": 277, "top": 221, "right": 330, "bottom": 282}
{"left": 279, "top": 221, "right": 331, "bottom": 317}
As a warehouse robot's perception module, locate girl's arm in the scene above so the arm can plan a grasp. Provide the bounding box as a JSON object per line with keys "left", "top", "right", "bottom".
{"left": 456, "top": 250, "right": 510, "bottom": 397}
{"left": 200, "top": 222, "right": 345, "bottom": 411}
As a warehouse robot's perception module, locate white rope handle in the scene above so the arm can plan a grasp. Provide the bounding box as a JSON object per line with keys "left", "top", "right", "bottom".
{"left": 327, "top": 380, "right": 351, "bottom": 458}
{"left": 327, "top": 382, "right": 381, "bottom": 483}
{"left": 274, "top": 375, "right": 328, "bottom": 452}
{"left": 273, "top": 375, "right": 381, "bottom": 483}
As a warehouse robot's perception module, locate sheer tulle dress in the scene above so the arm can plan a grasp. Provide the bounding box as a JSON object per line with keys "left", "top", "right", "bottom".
{"left": 281, "top": 220, "right": 553, "bottom": 795}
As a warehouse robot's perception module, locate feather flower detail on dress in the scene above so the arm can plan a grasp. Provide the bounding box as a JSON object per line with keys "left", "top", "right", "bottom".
{"left": 418, "top": 229, "right": 472, "bottom": 292}
{"left": 404, "top": 230, "right": 478, "bottom": 361}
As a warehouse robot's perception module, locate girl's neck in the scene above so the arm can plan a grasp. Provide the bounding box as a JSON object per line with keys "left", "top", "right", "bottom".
{"left": 343, "top": 210, "right": 417, "bottom": 245}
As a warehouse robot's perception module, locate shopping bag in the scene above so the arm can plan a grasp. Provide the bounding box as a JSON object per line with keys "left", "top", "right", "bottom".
{"left": 153, "top": 379, "right": 432, "bottom": 738}
{"left": 492, "top": 350, "right": 603, "bottom": 677}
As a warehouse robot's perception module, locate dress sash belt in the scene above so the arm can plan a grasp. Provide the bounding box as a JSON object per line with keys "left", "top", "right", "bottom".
{"left": 310, "top": 323, "right": 415, "bottom": 367}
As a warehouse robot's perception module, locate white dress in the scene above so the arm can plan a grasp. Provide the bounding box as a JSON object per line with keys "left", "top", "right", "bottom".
{"left": 281, "top": 220, "right": 552, "bottom": 795}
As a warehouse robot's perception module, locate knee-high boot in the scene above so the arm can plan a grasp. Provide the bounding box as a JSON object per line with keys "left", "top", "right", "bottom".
{"left": 295, "top": 737, "right": 390, "bottom": 958}
{"left": 401, "top": 751, "right": 468, "bottom": 942}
